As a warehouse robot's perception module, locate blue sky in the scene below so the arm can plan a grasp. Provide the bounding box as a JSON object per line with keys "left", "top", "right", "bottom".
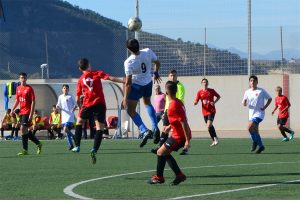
{"left": 64, "top": 0, "right": 300, "bottom": 54}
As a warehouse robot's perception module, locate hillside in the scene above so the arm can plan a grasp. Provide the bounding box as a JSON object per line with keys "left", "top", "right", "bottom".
{"left": 0, "top": 0, "right": 253, "bottom": 78}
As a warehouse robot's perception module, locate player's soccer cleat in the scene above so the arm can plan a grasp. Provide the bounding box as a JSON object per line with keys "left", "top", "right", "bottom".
{"left": 147, "top": 175, "right": 165, "bottom": 184}
{"left": 151, "top": 147, "right": 158, "bottom": 154}
{"left": 210, "top": 141, "right": 217, "bottom": 147}
{"left": 72, "top": 146, "right": 80, "bottom": 153}
{"left": 17, "top": 150, "right": 28, "bottom": 156}
{"left": 90, "top": 149, "right": 96, "bottom": 164}
{"left": 170, "top": 174, "right": 186, "bottom": 186}
{"left": 251, "top": 142, "right": 258, "bottom": 152}
{"left": 289, "top": 131, "right": 295, "bottom": 140}
{"left": 281, "top": 137, "right": 289, "bottom": 142}
{"left": 179, "top": 148, "right": 188, "bottom": 155}
{"left": 140, "top": 130, "right": 153, "bottom": 148}
{"left": 256, "top": 146, "right": 265, "bottom": 154}
{"left": 153, "top": 128, "right": 160, "bottom": 144}
{"left": 37, "top": 142, "right": 43, "bottom": 155}
{"left": 68, "top": 144, "right": 74, "bottom": 151}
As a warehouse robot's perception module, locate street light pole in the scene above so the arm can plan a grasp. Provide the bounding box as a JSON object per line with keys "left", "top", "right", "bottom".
{"left": 247, "top": 0, "right": 252, "bottom": 75}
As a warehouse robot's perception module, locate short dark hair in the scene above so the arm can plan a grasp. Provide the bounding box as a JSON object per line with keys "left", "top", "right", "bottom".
{"left": 7, "top": 109, "right": 11, "bottom": 112}
{"left": 62, "top": 84, "right": 69, "bottom": 89}
{"left": 52, "top": 105, "right": 57, "bottom": 108}
{"left": 14, "top": 109, "right": 20, "bottom": 114}
{"left": 201, "top": 78, "right": 208, "bottom": 83}
{"left": 19, "top": 72, "right": 27, "bottom": 78}
{"left": 126, "top": 39, "right": 139, "bottom": 53}
{"left": 165, "top": 80, "right": 177, "bottom": 95}
{"left": 168, "top": 69, "right": 177, "bottom": 75}
{"left": 78, "top": 58, "right": 89, "bottom": 71}
{"left": 249, "top": 75, "right": 258, "bottom": 82}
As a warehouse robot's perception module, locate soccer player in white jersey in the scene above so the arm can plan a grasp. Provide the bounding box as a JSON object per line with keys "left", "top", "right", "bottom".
{"left": 56, "top": 84, "right": 77, "bottom": 150}
{"left": 122, "top": 38, "right": 161, "bottom": 147}
{"left": 242, "top": 75, "right": 272, "bottom": 154}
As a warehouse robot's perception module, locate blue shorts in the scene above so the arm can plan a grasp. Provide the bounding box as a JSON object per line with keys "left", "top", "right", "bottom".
{"left": 128, "top": 81, "right": 153, "bottom": 101}
{"left": 62, "top": 122, "right": 74, "bottom": 130}
{"left": 251, "top": 117, "right": 263, "bottom": 124}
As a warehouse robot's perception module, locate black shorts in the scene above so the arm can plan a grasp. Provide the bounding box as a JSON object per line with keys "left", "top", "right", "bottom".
{"left": 79, "top": 104, "right": 106, "bottom": 124}
{"left": 20, "top": 114, "right": 30, "bottom": 127}
{"left": 163, "top": 110, "right": 170, "bottom": 126}
{"left": 277, "top": 117, "right": 288, "bottom": 126}
{"left": 164, "top": 137, "right": 185, "bottom": 152}
{"left": 204, "top": 114, "right": 215, "bottom": 123}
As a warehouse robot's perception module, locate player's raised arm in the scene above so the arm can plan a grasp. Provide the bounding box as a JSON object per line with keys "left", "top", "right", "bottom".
{"left": 107, "top": 76, "right": 125, "bottom": 84}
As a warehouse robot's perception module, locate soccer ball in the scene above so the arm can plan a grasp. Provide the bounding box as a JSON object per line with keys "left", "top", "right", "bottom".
{"left": 127, "top": 17, "right": 142, "bottom": 32}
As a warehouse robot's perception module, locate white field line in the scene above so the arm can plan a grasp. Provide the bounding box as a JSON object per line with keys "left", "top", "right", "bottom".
{"left": 63, "top": 161, "right": 300, "bottom": 200}
{"left": 167, "top": 179, "right": 300, "bottom": 200}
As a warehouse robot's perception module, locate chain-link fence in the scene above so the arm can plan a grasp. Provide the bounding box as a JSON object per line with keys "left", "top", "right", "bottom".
{"left": 0, "top": 26, "right": 299, "bottom": 79}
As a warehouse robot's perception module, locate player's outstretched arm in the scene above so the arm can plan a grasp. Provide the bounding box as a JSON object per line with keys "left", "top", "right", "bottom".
{"left": 108, "top": 76, "right": 125, "bottom": 84}
{"left": 261, "top": 98, "right": 272, "bottom": 111}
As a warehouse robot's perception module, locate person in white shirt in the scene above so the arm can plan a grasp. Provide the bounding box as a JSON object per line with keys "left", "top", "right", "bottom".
{"left": 122, "top": 38, "right": 161, "bottom": 148}
{"left": 242, "top": 75, "right": 272, "bottom": 154}
{"left": 56, "top": 84, "right": 77, "bottom": 150}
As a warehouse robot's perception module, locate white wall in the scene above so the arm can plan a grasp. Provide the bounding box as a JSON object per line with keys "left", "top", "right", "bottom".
{"left": 139, "top": 75, "right": 285, "bottom": 132}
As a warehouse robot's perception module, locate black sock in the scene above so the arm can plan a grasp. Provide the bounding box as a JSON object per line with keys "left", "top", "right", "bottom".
{"left": 74, "top": 125, "right": 82, "bottom": 147}
{"left": 15, "top": 128, "right": 19, "bottom": 138}
{"left": 83, "top": 128, "right": 87, "bottom": 139}
{"left": 47, "top": 129, "right": 54, "bottom": 139}
{"left": 159, "top": 132, "right": 169, "bottom": 147}
{"left": 166, "top": 155, "right": 181, "bottom": 175}
{"left": 1, "top": 128, "right": 4, "bottom": 138}
{"left": 93, "top": 130, "right": 103, "bottom": 152}
{"left": 157, "top": 155, "right": 167, "bottom": 177}
{"left": 22, "top": 134, "right": 29, "bottom": 151}
{"left": 28, "top": 132, "right": 40, "bottom": 145}
{"left": 11, "top": 127, "right": 15, "bottom": 137}
{"left": 280, "top": 129, "right": 288, "bottom": 138}
{"left": 32, "top": 129, "right": 37, "bottom": 136}
{"left": 283, "top": 127, "right": 292, "bottom": 134}
{"left": 208, "top": 126, "right": 217, "bottom": 139}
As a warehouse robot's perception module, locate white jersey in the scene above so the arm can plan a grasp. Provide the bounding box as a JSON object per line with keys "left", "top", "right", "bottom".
{"left": 56, "top": 94, "right": 76, "bottom": 124}
{"left": 124, "top": 48, "right": 157, "bottom": 86}
{"left": 242, "top": 87, "right": 272, "bottom": 120}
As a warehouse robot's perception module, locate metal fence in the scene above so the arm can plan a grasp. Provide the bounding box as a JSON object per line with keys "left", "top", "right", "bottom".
{"left": 0, "top": 26, "right": 299, "bottom": 79}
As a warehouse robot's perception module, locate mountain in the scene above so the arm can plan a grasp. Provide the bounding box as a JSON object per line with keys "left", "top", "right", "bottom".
{"left": 0, "top": 0, "right": 277, "bottom": 78}
{"left": 228, "top": 47, "right": 300, "bottom": 60}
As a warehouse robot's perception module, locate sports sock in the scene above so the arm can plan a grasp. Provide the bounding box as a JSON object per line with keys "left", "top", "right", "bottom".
{"left": 254, "top": 132, "right": 264, "bottom": 147}
{"left": 83, "top": 127, "right": 88, "bottom": 139}
{"left": 66, "top": 131, "right": 74, "bottom": 146}
{"left": 159, "top": 132, "right": 169, "bottom": 146}
{"left": 145, "top": 105, "right": 158, "bottom": 130}
{"left": 74, "top": 125, "right": 82, "bottom": 147}
{"left": 249, "top": 132, "right": 257, "bottom": 143}
{"left": 93, "top": 130, "right": 103, "bottom": 152}
{"left": 32, "top": 129, "right": 37, "bottom": 136}
{"left": 166, "top": 155, "right": 181, "bottom": 175}
{"left": 1, "top": 128, "right": 4, "bottom": 138}
{"left": 10, "top": 127, "right": 15, "bottom": 137}
{"left": 131, "top": 113, "right": 147, "bottom": 133}
{"left": 157, "top": 155, "right": 167, "bottom": 177}
{"left": 280, "top": 129, "right": 288, "bottom": 138}
{"left": 283, "top": 127, "right": 292, "bottom": 134}
{"left": 28, "top": 131, "right": 40, "bottom": 145}
{"left": 22, "top": 134, "right": 29, "bottom": 151}
{"left": 208, "top": 126, "right": 215, "bottom": 139}
{"left": 15, "top": 128, "right": 19, "bottom": 138}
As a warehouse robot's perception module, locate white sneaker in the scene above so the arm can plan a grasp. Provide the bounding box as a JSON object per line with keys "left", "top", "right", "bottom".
{"left": 210, "top": 141, "right": 216, "bottom": 147}
{"left": 214, "top": 137, "right": 219, "bottom": 146}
